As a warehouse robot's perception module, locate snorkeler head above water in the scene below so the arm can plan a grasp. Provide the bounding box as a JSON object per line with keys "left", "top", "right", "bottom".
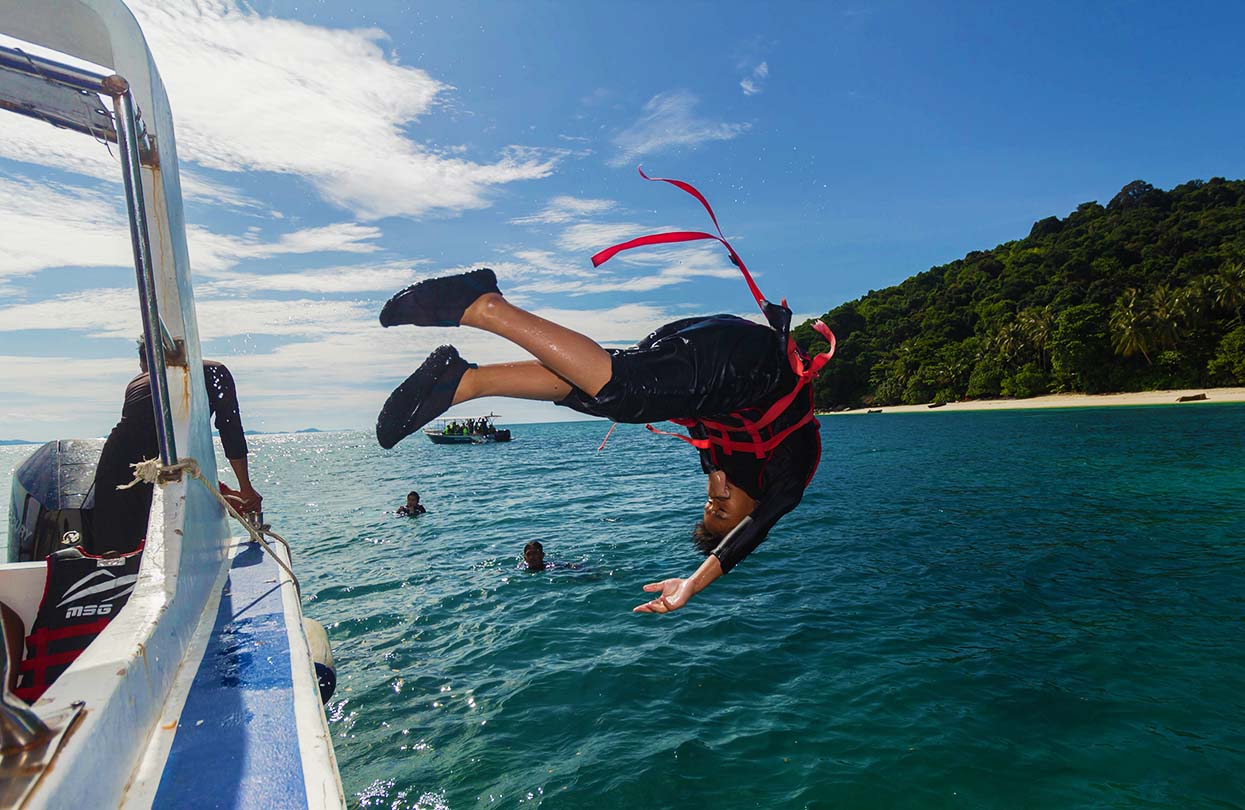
{"left": 397, "top": 491, "right": 426, "bottom": 516}
{"left": 523, "top": 541, "right": 546, "bottom": 571}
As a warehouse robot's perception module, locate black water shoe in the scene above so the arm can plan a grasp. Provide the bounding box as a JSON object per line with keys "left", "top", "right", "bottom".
{"left": 379, "top": 267, "right": 500, "bottom": 328}
{"left": 376, "top": 345, "right": 474, "bottom": 449}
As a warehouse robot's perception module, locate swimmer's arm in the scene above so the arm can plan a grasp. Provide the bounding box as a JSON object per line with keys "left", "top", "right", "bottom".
{"left": 632, "top": 554, "right": 723, "bottom": 614}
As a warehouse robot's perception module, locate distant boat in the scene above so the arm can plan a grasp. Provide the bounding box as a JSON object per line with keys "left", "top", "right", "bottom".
{"left": 1176, "top": 393, "right": 1208, "bottom": 402}
{"left": 424, "top": 414, "right": 512, "bottom": 445}
{"left": 928, "top": 401, "right": 948, "bottom": 409}
{"left": 867, "top": 409, "right": 883, "bottom": 414}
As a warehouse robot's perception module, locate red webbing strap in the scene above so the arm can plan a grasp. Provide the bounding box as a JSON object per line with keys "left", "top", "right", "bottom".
{"left": 645, "top": 423, "right": 712, "bottom": 449}
{"left": 590, "top": 231, "right": 724, "bottom": 266}
{"left": 18, "top": 617, "right": 111, "bottom": 697}
{"left": 596, "top": 422, "right": 619, "bottom": 452}
{"left": 591, "top": 168, "right": 768, "bottom": 315}
{"left": 647, "top": 402, "right": 818, "bottom": 458}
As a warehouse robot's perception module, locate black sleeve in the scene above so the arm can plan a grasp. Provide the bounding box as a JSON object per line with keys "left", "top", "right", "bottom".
{"left": 709, "top": 420, "right": 819, "bottom": 574}
{"left": 204, "top": 362, "right": 248, "bottom": 460}
{"left": 710, "top": 476, "right": 804, "bottom": 574}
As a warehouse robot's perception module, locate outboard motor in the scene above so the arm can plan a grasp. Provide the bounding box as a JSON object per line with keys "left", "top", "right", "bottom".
{"left": 7, "top": 440, "right": 103, "bottom": 563}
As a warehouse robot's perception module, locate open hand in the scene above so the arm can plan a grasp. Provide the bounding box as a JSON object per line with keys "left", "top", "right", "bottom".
{"left": 633, "top": 578, "right": 693, "bottom": 614}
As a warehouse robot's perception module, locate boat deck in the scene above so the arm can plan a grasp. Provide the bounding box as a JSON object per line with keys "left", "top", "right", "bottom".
{"left": 153, "top": 541, "right": 308, "bottom": 807}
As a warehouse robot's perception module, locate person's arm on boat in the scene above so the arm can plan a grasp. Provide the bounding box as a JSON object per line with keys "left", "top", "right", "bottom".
{"left": 205, "top": 361, "right": 263, "bottom": 512}
{"left": 225, "top": 456, "right": 262, "bottom": 512}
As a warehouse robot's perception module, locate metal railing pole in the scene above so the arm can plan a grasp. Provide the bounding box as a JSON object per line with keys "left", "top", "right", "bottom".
{"left": 105, "top": 74, "right": 177, "bottom": 466}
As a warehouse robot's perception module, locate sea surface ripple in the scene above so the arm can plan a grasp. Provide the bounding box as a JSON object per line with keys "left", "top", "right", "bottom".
{"left": 4, "top": 405, "right": 1244, "bottom": 809}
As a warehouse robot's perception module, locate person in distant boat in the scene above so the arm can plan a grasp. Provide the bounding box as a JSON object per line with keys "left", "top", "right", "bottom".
{"left": 91, "top": 346, "right": 262, "bottom": 555}
{"left": 375, "top": 265, "right": 829, "bottom": 614}
{"left": 523, "top": 541, "right": 546, "bottom": 571}
{"left": 397, "top": 491, "right": 427, "bottom": 517}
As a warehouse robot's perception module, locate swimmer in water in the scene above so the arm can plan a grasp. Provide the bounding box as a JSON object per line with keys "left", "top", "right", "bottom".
{"left": 523, "top": 541, "right": 546, "bottom": 572}
{"left": 396, "top": 491, "right": 426, "bottom": 517}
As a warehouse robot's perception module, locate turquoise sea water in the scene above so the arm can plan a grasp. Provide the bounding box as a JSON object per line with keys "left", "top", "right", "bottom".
{"left": 3, "top": 405, "right": 1244, "bottom": 808}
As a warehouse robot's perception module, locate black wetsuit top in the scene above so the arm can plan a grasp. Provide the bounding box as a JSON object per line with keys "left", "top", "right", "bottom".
{"left": 91, "top": 361, "right": 247, "bottom": 554}
{"left": 556, "top": 309, "right": 820, "bottom": 573}
{"left": 397, "top": 504, "right": 427, "bottom": 516}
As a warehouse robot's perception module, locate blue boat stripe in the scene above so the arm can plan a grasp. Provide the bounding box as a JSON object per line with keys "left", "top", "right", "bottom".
{"left": 153, "top": 542, "right": 309, "bottom": 809}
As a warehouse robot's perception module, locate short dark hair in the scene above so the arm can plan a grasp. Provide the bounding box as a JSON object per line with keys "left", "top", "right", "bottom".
{"left": 524, "top": 541, "right": 543, "bottom": 553}
{"left": 407, "top": 491, "right": 420, "bottom": 500}
{"left": 691, "top": 521, "right": 721, "bottom": 556}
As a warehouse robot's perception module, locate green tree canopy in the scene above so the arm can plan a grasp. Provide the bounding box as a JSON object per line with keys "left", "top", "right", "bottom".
{"left": 796, "top": 178, "right": 1245, "bottom": 407}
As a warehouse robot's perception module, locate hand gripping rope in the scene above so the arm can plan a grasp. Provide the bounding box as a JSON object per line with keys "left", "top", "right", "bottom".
{"left": 120, "top": 457, "right": 300, "bottom": 597}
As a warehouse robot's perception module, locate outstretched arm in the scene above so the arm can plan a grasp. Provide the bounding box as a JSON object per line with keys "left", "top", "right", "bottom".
{"left": 633, "top": 554, "right": 723, "bottom": 614}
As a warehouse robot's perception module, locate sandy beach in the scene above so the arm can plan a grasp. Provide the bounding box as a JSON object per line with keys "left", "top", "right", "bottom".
{"left": 822, "top": 387, "right": 1245, "bottom": 415}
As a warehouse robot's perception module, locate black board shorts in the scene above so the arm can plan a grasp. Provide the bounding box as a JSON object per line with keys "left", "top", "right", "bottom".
{"left": 556, "top": 315, "right": 794, "bottom": 424}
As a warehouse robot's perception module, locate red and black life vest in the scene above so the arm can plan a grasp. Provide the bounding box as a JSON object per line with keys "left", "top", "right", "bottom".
{"left": 592, "top": 169, "right": 836, "bottom": 465}
{"left": 13, "top": 543, "right": 143, "bottom": 703}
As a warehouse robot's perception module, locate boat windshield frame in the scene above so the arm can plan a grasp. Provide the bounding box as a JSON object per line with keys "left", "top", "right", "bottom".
{"left": 0, "top": 39, "right": 178, "bottom": 464}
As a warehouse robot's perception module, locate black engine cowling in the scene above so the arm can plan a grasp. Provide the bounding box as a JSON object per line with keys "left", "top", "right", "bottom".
{"left": 7, "top": 440, "right": 102, "bottom": 563}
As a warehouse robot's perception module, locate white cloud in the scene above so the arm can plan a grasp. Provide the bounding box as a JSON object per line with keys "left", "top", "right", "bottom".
{"left": 198, "top": 261, "right": 424, "bottom": 295}
{"left": 556, "top": 222, "right": 653, "bottom": 253}
{"left": 186, "top": 222, "right": 382, "bottom": 274}
{"left": 515, "top": 243, "right": 738, "bottom": 295}
{"left": 741, "top": 61, "right": 769, "bottom": 96}
{"left": 0, "top": 355, "right": 139, "bottom": 438}
{"left": 0, "top": 2, "right": 561, "bottom": 220}
{"left": 0, "top": 173, "right": 383, "bottom": 279}
{"left": 0, "top": 175, "right": 132, "bottom": 277}
{"left": 122, "top": 0, "right": 558, "bottom": 219}
{"left": 0, "top": 113, "right": 261, "bottom": 210}
{"left": 0, "top": 288, "right": 141, "bottom": 338}
{"left": 609, "top": 91, "right": 750, "bottom": 167}
{"left": 510, "top": 195, "right": 616, "bottom": 225}
{"left": 0, "top": 288, "right": 373, "bottom": 340}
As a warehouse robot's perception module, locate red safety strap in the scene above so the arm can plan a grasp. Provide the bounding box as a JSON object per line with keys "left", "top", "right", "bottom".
{"left": 592, "top": 170, "right": 840, "bottom": 455}
{"left": 18, "top": 617, "right": 111, "bottom": 697}
{"left": 592, "top": 168, "right": 768, "bottom": 315}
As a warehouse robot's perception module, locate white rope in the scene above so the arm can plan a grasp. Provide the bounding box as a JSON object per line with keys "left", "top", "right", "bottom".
{"left": 120, "top": 456, "right": 301, "bottom": 598}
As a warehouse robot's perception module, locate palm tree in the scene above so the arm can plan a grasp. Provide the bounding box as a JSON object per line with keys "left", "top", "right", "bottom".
{"left": 1182, "top": 276, "right": 1216, "bottom": 328}
{"left": 1148, "top": 284, "right": 1186, "bottom": 351}
{"left": 1110, "top": 288, "right": 1151, "bottom": 364}
{"left": 990, "top": 321, "right": 1028, "bottom": 368}
{"left": 1214, "top": 261, "right": 1245, "bottom": 324}
{"left": 1018, "top": 305, "right": 1054, "bottom": 370}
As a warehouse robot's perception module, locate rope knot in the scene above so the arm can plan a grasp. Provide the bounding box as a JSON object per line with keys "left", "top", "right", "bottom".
{"left": 117, "top": 457, "right": 199, "bottom": 490}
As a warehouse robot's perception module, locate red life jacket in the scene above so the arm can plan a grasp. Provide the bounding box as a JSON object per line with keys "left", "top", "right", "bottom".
{"left": 592, "top": 169, "right": 836, "bottom": 462}
{"left": 13, "top": 543, "right": 143, "bottom": 703}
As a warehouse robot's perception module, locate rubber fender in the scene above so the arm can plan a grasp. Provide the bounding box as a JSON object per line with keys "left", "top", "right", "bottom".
{"left": 303, "top": 618, "right": 336, "bottom": 704}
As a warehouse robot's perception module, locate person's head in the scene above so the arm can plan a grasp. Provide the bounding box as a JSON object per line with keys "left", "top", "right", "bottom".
{"left": 693, "top": 470, "right": 757, "bottom": 555}
{"left": 136, "top": 339, "right": 148, "bottom": 373}
{"left": 523, "top": 541, "right": 545, "bottom": 570}
{"left": 406, "top": 491, "right": 420, "bottom": 508}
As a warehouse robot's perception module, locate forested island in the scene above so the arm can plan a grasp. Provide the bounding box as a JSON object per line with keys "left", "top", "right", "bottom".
{"left": 794, "top": 178, "right": 1245, "bottom": 409}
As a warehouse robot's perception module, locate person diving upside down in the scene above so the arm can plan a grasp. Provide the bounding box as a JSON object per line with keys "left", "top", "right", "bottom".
{"left": 375, "top": 172, "right": 835, "bottom": 614}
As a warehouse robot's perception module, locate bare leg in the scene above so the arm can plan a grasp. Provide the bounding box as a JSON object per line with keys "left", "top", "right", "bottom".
{"left": 461, "top": 294, "right": 612, "bottom": 396}
{"left": 452, "top": 361, "right": 573, "bottom": 406}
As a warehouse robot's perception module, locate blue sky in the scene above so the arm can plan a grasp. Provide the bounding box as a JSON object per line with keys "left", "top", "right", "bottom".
{"left": 2, "top": 0, "right": 1243, "bottom": 439}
